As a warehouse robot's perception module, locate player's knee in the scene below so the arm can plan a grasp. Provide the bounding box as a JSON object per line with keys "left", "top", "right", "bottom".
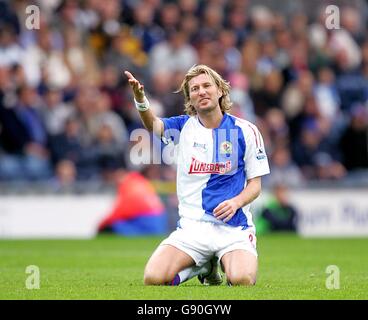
{"left": 144, "top": 272, "right": 165, "bottom": 285}
{"left": 227, "top": 272, "right": 256, "bottom": 286}
{"left": 143, "top": 270, "right": 173, "bottom": 286}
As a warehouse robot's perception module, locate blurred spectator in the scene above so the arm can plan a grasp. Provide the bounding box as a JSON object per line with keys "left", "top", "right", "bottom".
{"left": 130, "top": 1, "right": 165, "bottom": 53}
{"left": 149, "top": 28, "right": 198, "bottom": 75}
{"left": 284, "top": 71, "right": 315, "bottom": 126}
{"left": 290, "top": 12, "right": 308, "bottom": 40}
{"left": 51, "top": 159, "right": 78, "bottom": 192}
{"left": 48, "top": 116, "right": 96, "bottom": 180}
{"left": 102, "top": 26, "right": 148, "bottom": 74}
{"left": 249, "top": 5, "right": 274, "bottom": 40}
{"left": 196, "top": 35, "right": 226, "bottom": 74}
{"left": 264, "top": 108, "right": 289, "bottom": 148}
{"left": 256, "top": 38, "right": 278, "bottom": 75}
{"left": 224, "top": 2, "right": 249, "bottom": 47}
{"left": 292, "top": 119, "right": 346, "bottom": 180}
{"left": 288, "top": 37, "right": 309, "bottom": 79}
{"left": 62, "top": 26, "right": 100, "bottom": 86}
{"left": 78, "top": 0, "right": 100, "bottom": 32}
{"left": 41, "top": 86, "right": 73, "bottom": 136}
{"left": 150, "top": 70, "right": 183, "bottom": 117}
{"left": 308, "top": 23, "right": 331, "bottom": 74}
{"left": 54, "top": 0, "right": 84, "bottom": 31}
{"left": 0, "top": 24, "right": 23, "bottom": 67}
{"left": 0, "top": 65, "right": 13, "bottom": 106}
{"left": 0, "top": 1, "right": 20, "bottom": 35}
{"left": 330, "top": 26, "right": 367, "bottom": 113}
{"left": 0, "top": 0, "right": 368, "bottom": 186}
{"left": 89, "top": 91, "right": 129, "bottom": 146}
{"left": 241, "top": 37, "right": 262, "bottom": 90}
{"left": 314, "top": 67, "right": 340, "bottom": 121}
{"left": 265, "top": 146, "right": 304, "bottom": 188}
{"left": 99, "top": 64, "right": 123, "bottom": 110}
{"left": 218, "top": 29, "right": 242, "bottom": 73}
{"left": 196, "top": 2, "right": 224, "bottom": 42}
{"left": 256, "top": 183, "right": 298, "bottom": 234}
{"left": 178, "top": 0, "right": 198, "bottom": 15}
{"left": 250, "top": 69, "right": 284, "bottom": 117}
{"left": 329, "top": 29, "right": 362, "bottom": 72}
{"left": 334, "top": 54, "right": 368, "bottom": 113}
{"left": 361, "top": 40, "right": 368, "bottom": 70}
{"left": 157, "top": 2, "right": 180, "bottom": 31}
{"left": 86, "top": 0, "right": 122, "bottom": 61}
{"left": 0, "top": 85, "right": 51, "bottom": 180}
{"left": 49, "top": 116, "right": 81, "bottom": 162}
{"left": 274, "top": 26, "right": 292, "bottom": 72}
{"left": 340, "top": 6, "right": 366, "bottom": 45}
{"left": 339, "top": 104, "right": 368, "bottom": 171}
{"left": 70, "top": 85, "right": 98, "bottom": 147}
{"left": 22, "top": 27, "right": 71, "bottom": 88}
{"left": 92, "top": 122, "right": 126, "bottom": 182}
{"left": 11, "top": 64, "right": 28, "bottom": 89}
{"left": 228, "top": 72, "right": 255, "bottom": 122}
{"left": 179, "top": 14, "right": 199, "bottom": 44}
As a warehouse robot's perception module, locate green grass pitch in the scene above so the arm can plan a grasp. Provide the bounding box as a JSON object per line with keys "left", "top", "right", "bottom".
{"left": 0, "top": 233, "right": 367, "bottom": 300}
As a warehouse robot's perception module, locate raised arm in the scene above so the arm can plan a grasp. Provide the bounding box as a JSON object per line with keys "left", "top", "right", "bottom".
{"left": 124, "top": 70, "right": 164, "bottom": 136}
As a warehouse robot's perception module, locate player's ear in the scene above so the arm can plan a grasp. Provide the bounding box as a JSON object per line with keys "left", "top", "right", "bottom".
{"left": 217, "top": 89, "right": 223, "bottom": 98}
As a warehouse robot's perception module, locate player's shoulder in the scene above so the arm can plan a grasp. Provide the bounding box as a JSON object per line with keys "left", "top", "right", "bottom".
{"left": 182, "top": 115, "right": 199, "bottom": 128}
{"left": 162, "top": 114, "right": 191, "bottom": 131}
{"left": 172, "top": 114, "right": 191, "bottom": 123}
{"left": 227, "top": 114, "right": 260, "bottom": 136}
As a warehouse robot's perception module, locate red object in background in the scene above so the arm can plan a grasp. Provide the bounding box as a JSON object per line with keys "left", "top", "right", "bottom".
{"left": 99, "top": 171, "right": 165, "bottom": 230}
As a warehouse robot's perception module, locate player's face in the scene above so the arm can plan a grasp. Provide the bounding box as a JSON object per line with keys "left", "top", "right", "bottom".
{"left": 188, "top": 73, "right": 222, "bottom": 115}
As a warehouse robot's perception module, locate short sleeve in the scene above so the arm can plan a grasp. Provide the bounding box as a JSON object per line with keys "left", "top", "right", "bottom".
{"left": 160, "top": 115, "right": 190, "bottom": 145}
{"left": 243, "top": 123, "right": 270, "bottom": 179}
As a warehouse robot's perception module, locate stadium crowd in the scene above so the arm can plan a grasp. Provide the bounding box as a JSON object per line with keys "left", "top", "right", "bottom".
{"left": 0, "top": 0, "right": 367, "bottom": 190}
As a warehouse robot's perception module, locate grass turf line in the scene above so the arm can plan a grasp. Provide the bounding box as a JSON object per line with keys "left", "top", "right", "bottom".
{"left": 0, "top": 233, "right": 367, "bottom": 299}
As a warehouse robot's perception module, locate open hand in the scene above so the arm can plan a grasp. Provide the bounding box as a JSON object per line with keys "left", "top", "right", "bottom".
{"left": 124, "top": 71, "right": 145, "bottom": 102}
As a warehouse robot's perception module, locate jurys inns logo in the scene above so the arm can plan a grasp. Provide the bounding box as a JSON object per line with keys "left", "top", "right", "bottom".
{"left": 189, "top": 157, "right": 232, "bottom": 174}
{"left": 220, "top": 141, "right": 232, "bottom": 154}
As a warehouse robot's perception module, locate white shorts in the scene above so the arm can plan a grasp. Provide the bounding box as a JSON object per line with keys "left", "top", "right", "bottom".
{"left": 160, "top": 217, "right": 257, "bottom": 267}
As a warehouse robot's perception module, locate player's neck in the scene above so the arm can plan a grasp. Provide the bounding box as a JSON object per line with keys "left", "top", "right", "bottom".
{"left": 197, "top": 108, "right": 224, "bottom": 129}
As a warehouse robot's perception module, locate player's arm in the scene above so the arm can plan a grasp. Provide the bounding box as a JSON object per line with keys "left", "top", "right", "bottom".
{"left": 214, "top": 123, "right": 270, "bottom": 222}
{"left": 232, "top": 176, "right": 261, "bottom": 208}
{"left": 124, "top": 70, "right": 164, "bottom": 137}
{"left": 213, "top": 176, "right": 261, "bottom": 223}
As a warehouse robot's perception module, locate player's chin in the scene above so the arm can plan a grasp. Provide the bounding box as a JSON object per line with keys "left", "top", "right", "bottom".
{"left": 196, "top": 103, "right": 216, "bottom": 113}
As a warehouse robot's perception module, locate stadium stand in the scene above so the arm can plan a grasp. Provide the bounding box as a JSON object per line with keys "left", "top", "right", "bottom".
{"left": 0, "top": 0, "right": 367, "bottom": 235}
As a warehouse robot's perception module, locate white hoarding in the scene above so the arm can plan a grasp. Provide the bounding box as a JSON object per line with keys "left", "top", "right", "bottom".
{"left": 291, "top": 190, "right": 368, "bottom": 237}
{"left": 0, "top": 195, "right": 114, "bottom": 239}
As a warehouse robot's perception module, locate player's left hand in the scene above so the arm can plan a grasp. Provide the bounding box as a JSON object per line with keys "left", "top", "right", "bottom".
{"left": 213, "top": 199, "right": 241, "bottom": 223}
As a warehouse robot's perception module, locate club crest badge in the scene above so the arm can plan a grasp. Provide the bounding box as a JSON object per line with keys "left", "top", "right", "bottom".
{"left": 220, "top": 141, "right": 232, "bottom": 154}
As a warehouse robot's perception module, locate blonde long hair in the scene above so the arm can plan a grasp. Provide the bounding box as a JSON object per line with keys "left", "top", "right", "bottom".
{"left": 177, "top": 65, "right": 232, "bottom": 116}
